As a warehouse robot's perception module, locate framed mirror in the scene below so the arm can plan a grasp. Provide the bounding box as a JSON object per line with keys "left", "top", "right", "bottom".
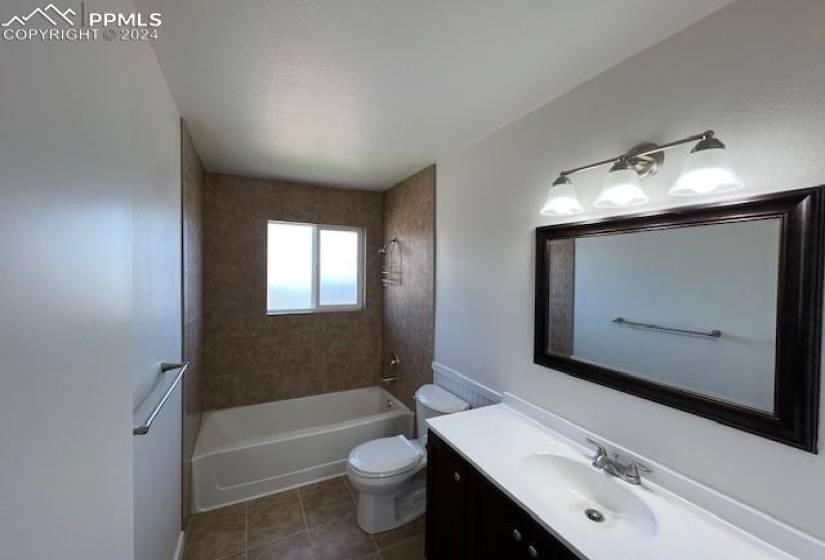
{"left": 534, "top": 187, "right": 824, "bottom": 452}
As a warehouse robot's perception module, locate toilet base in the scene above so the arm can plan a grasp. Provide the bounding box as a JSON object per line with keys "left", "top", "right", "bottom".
{"left": 354, "top": 469, "right": 427, "bottom": 534}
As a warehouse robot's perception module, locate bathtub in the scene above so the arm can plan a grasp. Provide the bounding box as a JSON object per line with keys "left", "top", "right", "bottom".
{"left": 192, "top": 386, "right": 413, "bottom": 512}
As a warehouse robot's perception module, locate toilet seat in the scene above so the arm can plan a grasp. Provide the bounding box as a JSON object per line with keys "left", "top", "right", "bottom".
{"left": 348, "top": 436, "right": 423, "bottom": 478}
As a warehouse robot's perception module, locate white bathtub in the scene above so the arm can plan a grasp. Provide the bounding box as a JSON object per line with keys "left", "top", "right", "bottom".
{"left": 192, "top": 386, "right": 413, "bottom": 512}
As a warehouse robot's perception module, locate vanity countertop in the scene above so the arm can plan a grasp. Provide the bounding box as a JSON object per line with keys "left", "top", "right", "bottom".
{"left": 427, "top": 402, "right": 796, "bottom": 560}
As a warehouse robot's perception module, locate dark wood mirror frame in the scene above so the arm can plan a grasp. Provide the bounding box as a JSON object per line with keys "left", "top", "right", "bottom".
{"left": 534, "top": 187, "right": 824, "bottom": 452}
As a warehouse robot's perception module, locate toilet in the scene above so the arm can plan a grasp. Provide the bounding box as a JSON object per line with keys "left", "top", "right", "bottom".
{"left": 346, "top": 384, "right": 469, "bottom": 534}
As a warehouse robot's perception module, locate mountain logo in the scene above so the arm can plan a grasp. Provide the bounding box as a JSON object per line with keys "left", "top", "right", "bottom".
{"left": 2, "top": 4, "right": 77, "bottom": 27}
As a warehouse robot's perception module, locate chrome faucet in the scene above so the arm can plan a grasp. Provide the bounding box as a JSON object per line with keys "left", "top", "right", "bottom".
{"left": 380, "top": 354, "right": 400, "bottom": 385}
{"left": 585, "top": 438, "right": 651, "bottom": 485}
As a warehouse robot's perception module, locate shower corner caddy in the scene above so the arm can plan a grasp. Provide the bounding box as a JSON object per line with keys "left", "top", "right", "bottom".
{"left": 379, "top": 237, "right": 402, "bottom": 287}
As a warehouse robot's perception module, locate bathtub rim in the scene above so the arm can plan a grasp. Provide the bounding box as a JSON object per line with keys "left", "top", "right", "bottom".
{"left": 193, "top": 385, "right": 413, "bottom": 460}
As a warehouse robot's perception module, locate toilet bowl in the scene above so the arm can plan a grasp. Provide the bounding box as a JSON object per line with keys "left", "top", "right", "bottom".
{"left": 346, "top": 384, "right": 469, "bottom": 534}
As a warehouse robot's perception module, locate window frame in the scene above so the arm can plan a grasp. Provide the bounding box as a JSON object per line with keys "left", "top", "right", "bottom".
{"left": 266, "top": 220, "right": 366, "bottom": 315}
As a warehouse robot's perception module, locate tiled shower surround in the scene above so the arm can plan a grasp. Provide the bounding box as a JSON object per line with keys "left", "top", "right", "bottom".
{"left": 381, "top": 166, "right": 436, "bottom": 409}
{"left": 200, "top": 166, "right": 435, "bottom": 411}
{"left": 201, "top": 173, "right": 384, "bottom": 410}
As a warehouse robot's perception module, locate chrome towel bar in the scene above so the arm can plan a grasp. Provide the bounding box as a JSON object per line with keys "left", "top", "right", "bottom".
{"left": 133, "top": 361, "right": 189, "bottom": 436}
{"left": 612, "top": 317, "right": 722, "bottom": 339}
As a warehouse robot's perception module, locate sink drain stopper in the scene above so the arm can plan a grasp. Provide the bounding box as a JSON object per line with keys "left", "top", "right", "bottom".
{"left": 585, "top": 508, "right": 605, "bottom": 523}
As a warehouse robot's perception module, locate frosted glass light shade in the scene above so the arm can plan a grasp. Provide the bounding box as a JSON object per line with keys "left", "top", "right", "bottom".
{"left": 594, "top": 167, "right": 648, "bottom": 208}
{"left": 540, "top": 180, "right": 583, "bottom": 216}
{"left": 670, "top": 147, "right": 743, "bottom": 196}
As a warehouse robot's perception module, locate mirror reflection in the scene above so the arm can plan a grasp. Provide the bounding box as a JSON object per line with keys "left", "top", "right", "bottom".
{"left": 546, "top": 218, "right": 780, "bottom": 412}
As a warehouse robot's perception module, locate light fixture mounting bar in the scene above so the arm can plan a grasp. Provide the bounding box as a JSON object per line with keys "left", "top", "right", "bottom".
{"left": 559, "top": 131, "right": 714, "bottom": 178}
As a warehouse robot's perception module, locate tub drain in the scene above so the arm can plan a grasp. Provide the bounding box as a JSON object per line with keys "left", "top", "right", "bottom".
{"left": 585, "top": 508, "right": 605, "bottom": 523}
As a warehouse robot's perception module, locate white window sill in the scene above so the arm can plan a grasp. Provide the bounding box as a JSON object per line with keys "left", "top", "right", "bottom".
{"left": 267, "top": 306, "right": 365, "bottom": 316}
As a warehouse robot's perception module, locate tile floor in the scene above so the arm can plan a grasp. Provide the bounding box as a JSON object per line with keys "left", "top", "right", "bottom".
{"left": 184, "top": 476, "right": 425, "bottom": 560}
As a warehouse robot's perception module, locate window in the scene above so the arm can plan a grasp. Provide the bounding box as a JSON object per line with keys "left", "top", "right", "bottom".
{"left": 267, "top": 221, "right": 364, "bottom": 314}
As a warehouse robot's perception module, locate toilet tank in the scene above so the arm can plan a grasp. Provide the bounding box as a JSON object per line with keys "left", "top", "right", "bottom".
{"left": 414, "top": 384, "right": 469, "bottom": 442}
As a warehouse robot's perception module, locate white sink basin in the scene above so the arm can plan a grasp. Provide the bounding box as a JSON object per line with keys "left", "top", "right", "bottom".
{"left": 521, "top": 453, "right": 658, "bottom": 540}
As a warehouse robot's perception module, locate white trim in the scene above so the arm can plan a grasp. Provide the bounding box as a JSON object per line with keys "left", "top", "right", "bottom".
{"left": 311, "top": 222, "right": 320, "bottom": 307}
{"left": 173, "top": 530, "right": 184, "bottom": 560}
{"left": 501, "top": 391, "right": 825, "bottom": 560}
{"left": 267, "top": 305, "right": 364, "bottom": 316}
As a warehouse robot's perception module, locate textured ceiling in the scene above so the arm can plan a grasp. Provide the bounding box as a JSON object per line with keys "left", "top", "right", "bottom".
{"left": 136, "top": 0, "right": 733, "bottom": 189}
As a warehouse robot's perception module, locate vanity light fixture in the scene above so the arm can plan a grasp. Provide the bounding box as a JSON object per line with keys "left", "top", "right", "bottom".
{"left": 540, "top": 130, "right": 742, "bottom": 215}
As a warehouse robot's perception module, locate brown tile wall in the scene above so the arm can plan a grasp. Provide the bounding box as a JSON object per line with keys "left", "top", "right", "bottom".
{"left": 381, "top": 166, "right": 436, "bottom": 411}
{"left": 201, "top": 173, "right": 384, "bottom": 410}
{"left": 181, "top": 120, "right": 205, "bottom": 523}
{"left": 547, "top": 239, "right": 574, "bottom": 356}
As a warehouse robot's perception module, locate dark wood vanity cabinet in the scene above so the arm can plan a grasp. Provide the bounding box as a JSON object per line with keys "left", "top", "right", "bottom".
{"left": 426, "top": 430, "right": 471, "bottom": 559}
{"left": 426, "top": 431, "right": 581, "bottom": 560}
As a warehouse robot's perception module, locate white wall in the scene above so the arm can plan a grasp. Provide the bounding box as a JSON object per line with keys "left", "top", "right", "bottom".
{"left": 572, "top": 220, "right": 779, "bottom": 411}
{"left": 436, "top": 0, "right": 825, "bottom": 541}
{"left": 128, "top": 26, "right": 184, "bottom": 560}
{"left": 0, "top": 0, "right": 181, "bottom": 557}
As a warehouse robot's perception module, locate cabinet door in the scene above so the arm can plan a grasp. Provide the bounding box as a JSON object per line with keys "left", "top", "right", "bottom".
{"left": 426, "top": 430, "right": 584, "bottom": 560}
{"left": 470, "top": 467, "right": 582, "bottom": 560}
{"left": 426, "top": 432, "right": 470, "bottom": 560}
{"left": 526, "top": 524, "right": 582, "bottom": 560}
{"left": 470, "top": 473, "right": 531, "bottom": 560}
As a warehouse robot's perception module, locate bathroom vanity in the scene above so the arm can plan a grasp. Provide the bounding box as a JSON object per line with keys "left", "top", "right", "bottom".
{"left": 425, "top": 397, "right": 804, "bottom": 560}
{"left": 427, "top": 430, "right": 578, "bottom": 559}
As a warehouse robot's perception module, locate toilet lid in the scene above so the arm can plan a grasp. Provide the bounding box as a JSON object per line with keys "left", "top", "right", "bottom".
{"left": 414, "top": 384, "right": 469, "bottom": 414}
{"left": 348, "top": 435, "right": 423, "bottom": 477}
